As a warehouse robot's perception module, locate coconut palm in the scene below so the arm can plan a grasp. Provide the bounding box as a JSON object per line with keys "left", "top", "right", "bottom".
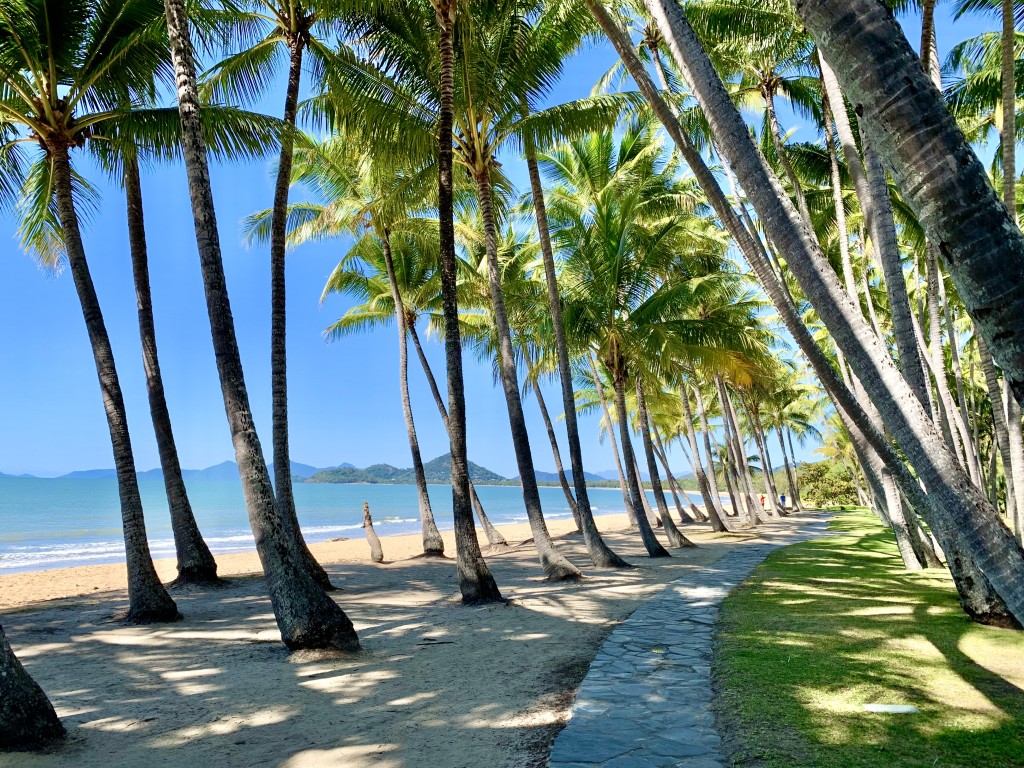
{"left": 162, "top": 0, "right": 359, "bottom": 650}
{"left": 331, "top": 0, "right": 640, "bottom": 579}
{"left": 246, "top": 136, "right": 447, "bottom": 556}
{"left": 640, "top": 0, "right": 1024, "bottom": 623}
{"left": 549, "top": 122, "right": 768, "bottom": 553}
{"left": 201, "top": 0, "right": 364, "bottom": 590}
{"left": 794, "top": 0, "right": 1024, "bottom": 412}
{"left": 0, "top": 0, "right": 180, "bottom": 623}
{"left": 592, "top": 0, "right": 1019, "bottom": 621}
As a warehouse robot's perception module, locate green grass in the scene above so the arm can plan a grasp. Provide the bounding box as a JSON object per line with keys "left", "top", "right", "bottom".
{"left": 713, "top": 510, "right": 1024, "bottom": 768}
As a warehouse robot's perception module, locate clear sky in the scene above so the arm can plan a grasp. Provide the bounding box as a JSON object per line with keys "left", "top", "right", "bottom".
{"left": 0, "top": 4, "right": 997, "bottom": 479}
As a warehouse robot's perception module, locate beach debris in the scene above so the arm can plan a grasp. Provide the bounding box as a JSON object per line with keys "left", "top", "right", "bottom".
{"left": 363, "top": 502, "right": 384, "bottom": 563}
{"left": 862, "top": 703, "right": 921, "bottom": 714}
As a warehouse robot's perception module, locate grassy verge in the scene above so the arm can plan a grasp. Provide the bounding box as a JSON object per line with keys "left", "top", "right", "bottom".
{"left": 713, "top": 510, "right": 1024, "bottom": 768}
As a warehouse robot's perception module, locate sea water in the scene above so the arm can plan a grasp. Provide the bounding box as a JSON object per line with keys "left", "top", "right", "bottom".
{"left": 0, "top": 477, "right": 694, "bottom": 573}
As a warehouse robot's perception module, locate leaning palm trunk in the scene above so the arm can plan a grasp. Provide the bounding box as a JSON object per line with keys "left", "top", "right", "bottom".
{"left": 430, "top": 0, "right": 502, "bottom": 602}
{"left": 163, "top": 0, "right": 359, "bottom": 648}
{"left": 612, "top": 368, "right": 670, "bottom": 557}
{"left": 641, "top": 0, "right": 1024, "bottom": 625}
{"left": 407, "top": 325, "right": 508, "bottom": 546}
{"left": 532, "top": 381, "right": 582, "bottom": 531}
{"left": 820, "top": 56, "right": 931, "bottom": 410}
{"left": 52, "top": 148, "right": 179, "bottom": 624}
{"left": 125, "top": 155, "right": 219, "bottom": 586}
{"left": 588, "top": 354, "right": 638, "bottom": 525}
{"left": 749, "top": 405, "right": 783, "bottom": 515}
{"left": 784, "top": 429, "right": 805, "bottom": 510}
{"left": 381, "top": 234, "right": 444, "bottom": 555}
{"left": 637, "top": 381, "right": 694, "bottom": 547}
{"left": 680, "top": 388, "right": 729, "bottom": 531}
{"left": 269, "top": 36, "right": 334, "bottom": 591}
{"left": 776, "top": 427, "right": 802, "bottom": 513}
{"left": 797, "top": 0, "right": 1024, "bottom": 409}
{"left": 0, "top": 623, "right": 64, "bottom": 750}
{"left": 525, "top": 145, "right": 630, "bottom": 568}
{"left": 596, "top": 0, "right": 1011, "bottom": 621}
{"left": 653, "top": 429, "right": 701, "bottom": 522}
{"left": 474, "top": 168, "right": 580, "bottom": 581}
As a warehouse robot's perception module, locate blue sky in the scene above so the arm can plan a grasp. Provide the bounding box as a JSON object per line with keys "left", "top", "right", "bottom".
{"left": 0, "top": 5, "right": 998, "bottom": 478}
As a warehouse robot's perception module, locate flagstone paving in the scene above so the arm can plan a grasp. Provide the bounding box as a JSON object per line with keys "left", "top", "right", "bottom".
{"left": 547, "top": 515, "right": 833, "bottom": 768}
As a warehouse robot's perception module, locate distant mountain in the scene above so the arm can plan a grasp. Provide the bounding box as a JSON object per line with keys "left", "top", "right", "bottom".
{"left": 58, "top": 460, "right": 342, "bottom": 482}
{"left": 594, "top": 468, "right": 650, "bottom": 482}
{"left": 59, "top": 468, "right": 118, "bottom": 479}
{"left": 306, "top": 454, "right": 508, "bottom": 485}
{"left": 0, "top": 471, "right": 36, "bottom": 479}
{"left": 522, "top": 470, "right": 607, "bottom": 483}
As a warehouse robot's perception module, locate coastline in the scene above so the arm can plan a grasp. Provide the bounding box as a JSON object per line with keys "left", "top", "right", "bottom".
{"left": 0, "top": 512, "right": 634, "bottom": 613}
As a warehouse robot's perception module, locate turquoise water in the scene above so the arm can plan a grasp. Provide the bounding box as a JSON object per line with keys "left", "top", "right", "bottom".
{"left": 0, "top": 477, "right": 687, "bottom": 573}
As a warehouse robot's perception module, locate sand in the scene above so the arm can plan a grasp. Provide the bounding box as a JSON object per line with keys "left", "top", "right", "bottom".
{"left": 0, "top": 512, "right": 817, "bottom": 768}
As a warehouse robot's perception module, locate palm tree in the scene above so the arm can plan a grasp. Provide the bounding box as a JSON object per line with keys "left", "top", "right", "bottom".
{"left": 162, "top": 0, "right": 359, "bottom": 649}
{"left": 794, "top": 0, "right": 1024, "bottom": 412}
{"left": 246, "top": 136, "right": 446, "bottom": 556}
{"left": 335, "top": 1, "right": 638, "bottom": 580}
{"left": 550, "top": 123, "right": 764, "bottom": 553}
{"left": 0, "top": 622, "right": 64, "bottom": 750}
{"left": 433, "top": 0, "right": 501, "bottom": 600}
{"left": 0, "top": 0, "right": 179, "bottom": 623}
{"left": 202, "top": 0, "right": 356, "bottom": 590}
{"left": 124, "top": 151, "right": 220, "bottom": 585}
{"left": 641, "top": 0, "right": 1024, "bottom": 624}
{"left": 593, "top": 0, "right": 1018, "bottom": 621}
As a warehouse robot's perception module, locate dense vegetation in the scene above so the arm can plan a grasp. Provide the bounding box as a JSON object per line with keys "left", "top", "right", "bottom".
{"left": 2, "top": 0, "right": 1024, "bottom": 753}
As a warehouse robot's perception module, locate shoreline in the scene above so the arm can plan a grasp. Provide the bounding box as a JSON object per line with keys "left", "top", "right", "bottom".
{"left": 0, "top": 512, "right": 637, "bottom": 613}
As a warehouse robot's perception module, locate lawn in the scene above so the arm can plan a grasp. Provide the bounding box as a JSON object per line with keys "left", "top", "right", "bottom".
{"left": 713, "top": 510, "right": 1024, "bottom": 768}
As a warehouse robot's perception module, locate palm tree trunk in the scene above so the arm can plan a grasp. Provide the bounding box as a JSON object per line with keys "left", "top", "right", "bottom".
{"left": 0, "top": 623, "right": 64, "bottom": 750}
{"left": 680, "top": 387, "right": 729, "bottom": 531}
{"left": 636, "top": 380, "right": 694, "bottom": 547}
{"left": 124, "top": 154, "right": 219, "bottom": 586}
{"left": 533, "top": 380, "right": 582, "bottom": 531}
{"left": 776, "top": 426, "right": 802, "bottom": 513}
{"left": 785, "top": 429, "right": 805, "bottom": 509}
{"left": 473, "top": 168, "right": 580, "bottom": 581}
{"left": 429, "top": 0, "right": 502, "bottom": 602}
{"left": 763, "top": 86, "right": 812, "bottom": 228}
{"left": 162, "top": 0, "right": 360, "bottom": 647}
{"left": 719, "top": 379, "right": 763, "bottom": 523}
{"left": 643, "top": 0, "right": 1024, "bottom": 626}
{"left": 941, "top": 280, "right": 983, "bottom": 482}
{"left": 926, "top": 249, "right": 983, "bottom": 484}
{"left": 525, "top": 146, "right": 629, "bottom": 568}
{"left": 632, "top": 454, "right": 661, "bottom": 527}
{"left": 653, "top": 429, "right": 700, "bottom": 522}
{"left": 407, "top": 324, "right": 507, "bottom": 546}
{"left": 269, "top": 35, "right": 333, "bottom": 591}
{"left": 750, "top": 405, "right": 784, "bottom": 515}
{"left": 797, "top": 0, "right": 1024, "bottom": 410}
{"left": 983, "top": 334, "right": 1023, "bottom": 527}
{"left": 51, "top": 147, "right": 179, "bottom": 624}
{"left": 862, "top": 130, "right": 933, "bottom": 414}
{"left": 381, "top": 232, "right": 444, "bottom": 556}
{"left": 587, "top": 355, "right": 639, "bottom": 526}
{"left": 611, "top": 367, "right": 670, "bottom": 557}
{"left": 820, "top": 56, "right": 932, "bottom": 411}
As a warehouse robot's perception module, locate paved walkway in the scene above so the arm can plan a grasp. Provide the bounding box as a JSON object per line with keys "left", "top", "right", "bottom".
{"left": 547, "top": 516, "right": 833, "bottom": 768}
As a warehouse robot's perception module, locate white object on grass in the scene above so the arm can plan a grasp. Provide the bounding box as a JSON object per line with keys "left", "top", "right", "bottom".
{"left": 862, "top": 704, "right": 921, "bottom": 714}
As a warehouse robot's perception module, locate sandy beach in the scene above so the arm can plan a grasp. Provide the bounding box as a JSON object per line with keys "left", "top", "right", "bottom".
{"left": 0, "top": 511, "right": 817, "bottom": 768}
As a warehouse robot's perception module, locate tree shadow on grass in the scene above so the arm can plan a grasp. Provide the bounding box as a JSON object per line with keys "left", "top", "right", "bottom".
{"left": 713, "top": 511, "right": 1024, "bottom": 768}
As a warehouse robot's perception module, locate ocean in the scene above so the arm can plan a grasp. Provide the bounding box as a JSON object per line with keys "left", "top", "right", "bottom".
{"left": 0, "top": 477, "right": 692, "bottom": 574}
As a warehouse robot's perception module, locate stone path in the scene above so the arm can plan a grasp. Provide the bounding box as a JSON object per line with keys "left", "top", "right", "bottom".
{"left": 547, "top": 516, "right": 833, "bottom": 768}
